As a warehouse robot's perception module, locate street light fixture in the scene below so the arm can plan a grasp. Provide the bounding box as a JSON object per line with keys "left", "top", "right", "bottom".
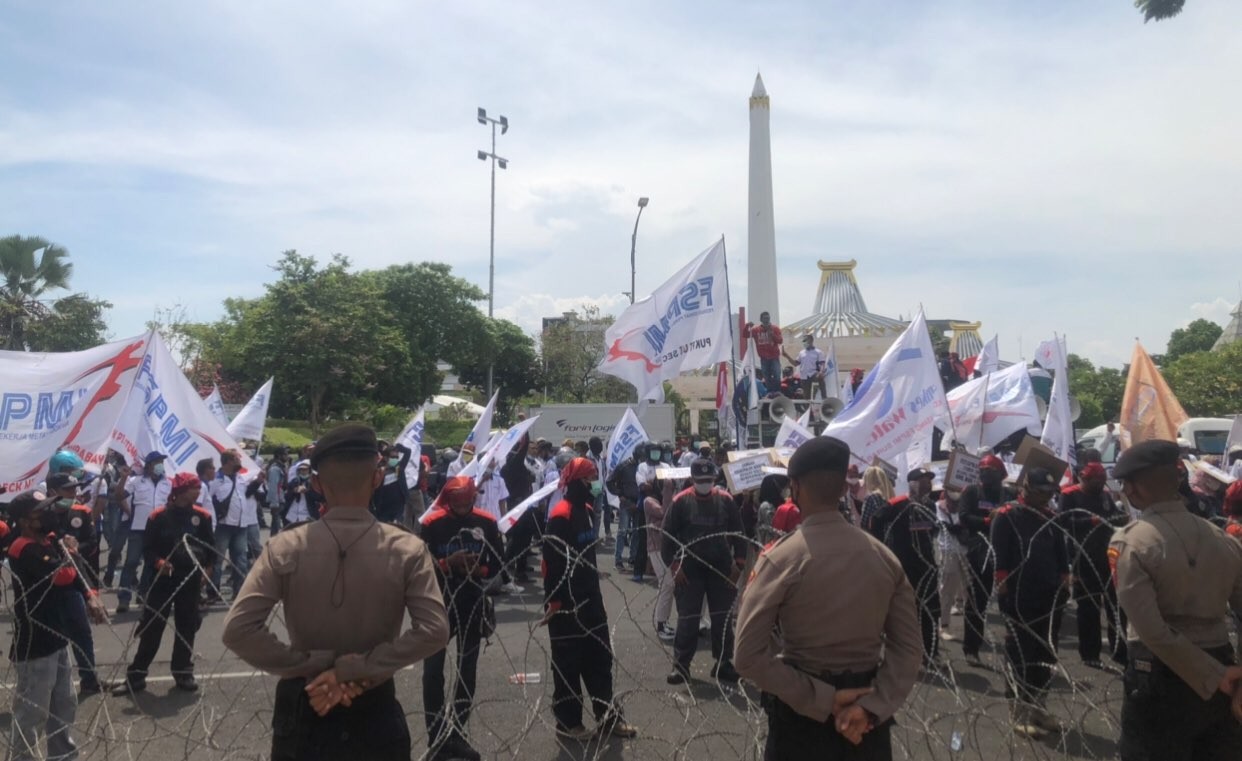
{"left": 629, "top": 197, "right": 649, "bottom": 305}
{"left": 477, "top": 107, "right": 510, "bottom": 401}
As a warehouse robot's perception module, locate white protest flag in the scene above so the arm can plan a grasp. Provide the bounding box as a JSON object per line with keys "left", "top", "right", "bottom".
{"left": 1039, "top": 336, "right": 1076, "bottom": 467}
{"left": 395, "top": 409, "right": 425, "bottom": 488}
{"left": 975, "top": 335, "right": 1000, "bottom": 376}
{"left": 745, "top": 337, "right": 760, "bottom": 425}
{"left": 715, "top": 362, "right": 737, "bottom": 445}
{"left": 226, "top": 377, "right": 274, "bottom": 442}
{"left": 822, "top": 310, "right": 947, "bottom": 467}
{"left": 796, "top": 406, "right": 811, "bottom": 429}
{"left": 113, "top": 331, "right": 259, "bottom": 475}
{"left": 603, "top": 407, "right": 649, "bottom": 508}
{"left": 1033, "top": 339, "right": 1060, "bottom": 371}
{"left": 824, "top": 339, "right": 841, "bottom": 401}
{"left": 598, "top": 238, "right": 732, "bottom": 401}
{"left": 204, "top": 385, "right": 229, "bottom": 427}
{"left": 471, "top": 415, "right": 541, "bottom": 485}
{"left": 775, "top": 417, "right": 814, "bottom": 449}
{"left": 939, "top": 362, "right": 1042, "bottom": 452}
{"left": 454, "top": 391, "right": 498, "bottom": 466}
{"left": 498, "top": 482, "right": 558, "bottom": 534}
{"left": 0, "top": 335, "right": 150, "bottom": 494}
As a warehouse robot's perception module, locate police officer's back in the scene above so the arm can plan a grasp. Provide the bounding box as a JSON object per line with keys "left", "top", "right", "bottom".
{"left": 734, "top": 437, "right": 922, "bottom": 760}
{"left": 1109, "top": 440, "right": 1242, "bottom": 761}
{"left": 222, "top": 424, "right": 450, "bottom": 761}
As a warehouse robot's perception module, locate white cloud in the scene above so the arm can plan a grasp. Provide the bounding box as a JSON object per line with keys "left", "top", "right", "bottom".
{"left": 1189, "top": 297, "right": 1237, "bottom": 327}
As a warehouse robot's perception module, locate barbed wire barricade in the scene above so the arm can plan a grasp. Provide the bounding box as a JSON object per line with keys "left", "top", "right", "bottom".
{"left": 3, "top": 513, "right": 1226, "bottom": 760}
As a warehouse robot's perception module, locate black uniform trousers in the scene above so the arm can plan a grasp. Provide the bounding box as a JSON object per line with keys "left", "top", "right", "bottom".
{"left": 630, "top": 508, "right": 648, "bottom": 576}
{"left": 763, "top": 668, "right": 891, "bottom": 761}
{"left": 1120, "top": 646, "right": 1241, "bottom": 761}
{"left": 423, "top": 592, "right": 485, "bottom": 746}
{"left": 1073, "top": 546, "right": 1127, "bottom": 663}
{"left": 272, "top": 677, "right": 408, "bottom": 761}
{"left": 962, "top": 536, "right": 994, "bottom": 657}
{"left": 503, "top": 508, "right": 541, "bottom": 582}
{"left": 128, "top": 574, "right": 202, "bottom": 681}
{"left": 1000, "top": 589, "right": 1058, "bottom": 705}
{"left": 907, "top": 564, "right": 941, "bottom": 660}
{"left": 548, "top": 595, "right": 617, "bottom": 731}
{"left": 672, "top": 565, "right": 737, "bottom": 672}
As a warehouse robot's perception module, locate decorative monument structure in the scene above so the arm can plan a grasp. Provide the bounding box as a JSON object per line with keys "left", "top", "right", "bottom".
{"left": 1212, "top": 299, "right": 1242, "bottom": 351}
{"left": 747, "top": 73, "right": 780, "bottom": 324}
{"left": 783, "top": 260, "right": 908, "bottom": 370}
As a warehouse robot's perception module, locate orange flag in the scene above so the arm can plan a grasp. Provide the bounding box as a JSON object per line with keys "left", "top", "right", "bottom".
{"left": 1119, "top": 342, "right": 1188, "bottom": 448}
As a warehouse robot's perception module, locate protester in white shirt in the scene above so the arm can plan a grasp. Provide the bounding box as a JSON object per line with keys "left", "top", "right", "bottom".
{"left": 114, "top": 452, "right": 172, "bottom": 613}
{"left": 936, "top": 491, "right": 969, "bottom": 639}
{"left": 195, "top": 458, "right": 217, "bottom": 528}
{"left": 476, "top": 462, "right": 509, "bottom": 521}
{"left": 209, "top": 450, "right": 260, "bottom": 599}
{"left": 783, "top": 334, "right": 827, "bottom": 401}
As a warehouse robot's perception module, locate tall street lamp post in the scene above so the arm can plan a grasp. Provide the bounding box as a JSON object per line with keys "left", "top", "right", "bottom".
{"left": 477, "top": 107, "right": 509, "bottom": 402}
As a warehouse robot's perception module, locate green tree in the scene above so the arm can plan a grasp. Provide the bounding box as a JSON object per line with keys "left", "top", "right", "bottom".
{"left": 0, "top": 235, "right": 73, "bottom": 350}
{"left": 363, "top": 263, "right": 493, "bottom": 407}
{"left": 1164, "top": 318, "right": 1223, "bottom": 363}
{"left": 23, "top": 294, "right": 111, "bottom": 352}
{"left": 1135, "top": 0, "right": 1185, "bottom": 23}
{"left": 455, "top": 318, "right": 542, "bottom": 424}
{"left": 1163, "top": 341, "right": 1242, "bottom": 417}
{"left": 540, "top": 306, "right": 633, "bottom": 403}
{"left": 1066, "top": 353, "right": 1127, "bottom": 428}
{"left": 194, "top": 251, "right": 411, "bottom": 433}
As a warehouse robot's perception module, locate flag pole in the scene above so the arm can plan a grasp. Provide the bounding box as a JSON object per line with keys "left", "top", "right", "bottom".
{"left": 977, "top": 372, "right": 990, "bottom": 454}
{"left": 719, "top": 236, "right": 744, "bottom": 447}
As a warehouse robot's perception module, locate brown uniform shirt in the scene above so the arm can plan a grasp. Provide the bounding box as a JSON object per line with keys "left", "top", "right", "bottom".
{"left": 1110, "top": 500, "right": 1242, "bottom": 700}
{"left": 733, "top": 509, "right": 921, "bottom": 723}
{"left": 222, "top": 508, "right": 449, "bottom": 684}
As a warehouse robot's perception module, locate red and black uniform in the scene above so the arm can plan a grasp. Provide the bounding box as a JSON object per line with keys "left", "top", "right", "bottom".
{"left": 123, "top": 503, "right": 215, "bottom": 686}
{"left": 1057, "top": 484, "right": 1129, "bottom": 663}
{"left": 957, "top": 479, "right": 1016, "bottom": 656}
{"left": 660, "top": 486, "right": 747, "bottom": 678}
{"left": 47, "top": 502, "right": 106, "bottom": 691}
{"left": 870, "top": 496, "right": 941, "bottom": 659}
{"left": 9, "top": 534, "right": 89, "bottom": 662}
{"left": 420, "top": 507, "right": 502, "bottom": 749}
{"left": 50, "top": 502, "right": 99, "bottom": 583}
{"left": 542, "top": 493, "right": 615, "bottom": 732}
{"left": 991, "top": 498, "right": 1069, "bottom": 707}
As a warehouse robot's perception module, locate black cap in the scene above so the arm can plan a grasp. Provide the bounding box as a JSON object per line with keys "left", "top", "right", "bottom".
{"left": 690, "top": 457, "right": 717, "bottom": 480}
{"left": 47, "top": 473, "right": 81, "bottom": 491}
{"left": 310, "top": 423, "right": 379, "bottom": 470}
{"left": 7, "top": 490, "right": 53, "bottom": 520}
{"left": 906, "top": 468, "right": 934, "bottom": 482}
{"left": 1024, "top": 467, "right": 1060, "bottom": 492}
{"left": 1113, "top": 440, "right": 1180, "bottom": 481}
{"left": 787, "top": 437, "right": 851, "bottom": 480}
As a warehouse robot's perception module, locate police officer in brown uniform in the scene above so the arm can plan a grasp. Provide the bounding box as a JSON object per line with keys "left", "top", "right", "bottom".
{"left": 1110, "top": 440, "right": 1242, "bottom": 761}
{"left": 222, "top": 424, "right": 450, "bottom": 761}
{"left": 734, "top": 437, "right": 922, "bottom": 760}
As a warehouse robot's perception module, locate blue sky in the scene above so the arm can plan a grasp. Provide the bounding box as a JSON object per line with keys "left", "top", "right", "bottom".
{"left": 2, "top": 1, "right": 1240, "bottom": 369}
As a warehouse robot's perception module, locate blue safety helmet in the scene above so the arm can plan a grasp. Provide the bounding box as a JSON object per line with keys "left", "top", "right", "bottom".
{"left": 48, "top": 450, "right": 85, "bottom": 475}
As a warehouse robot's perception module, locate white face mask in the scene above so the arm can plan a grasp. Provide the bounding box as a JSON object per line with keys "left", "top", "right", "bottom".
{"left": 152, "top": 463, "right": 165, "bottom": 477}
{"left": 693, "top": 481, "right": 713, "bottom": 496}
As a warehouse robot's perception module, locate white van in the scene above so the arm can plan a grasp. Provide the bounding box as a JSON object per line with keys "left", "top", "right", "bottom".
{"left": 1177, "top": 417, "right": 1235, "bottom": 457}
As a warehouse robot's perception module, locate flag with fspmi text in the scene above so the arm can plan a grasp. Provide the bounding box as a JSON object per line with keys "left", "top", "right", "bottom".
{"left": 822, "top": 310, "right": 946, "bottom": 466}
{"left": 598, "top": 239, "right": 732, "bottom": 402}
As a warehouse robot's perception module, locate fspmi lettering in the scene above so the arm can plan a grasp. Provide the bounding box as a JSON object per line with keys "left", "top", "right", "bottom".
{"left": 0, "top": 390, "right": 86, "bottom": 432}
{"left": 641, "top": 277, "right": 715, "bottom": 355}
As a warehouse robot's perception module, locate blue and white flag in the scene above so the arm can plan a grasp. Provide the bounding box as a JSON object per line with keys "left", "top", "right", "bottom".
{"left": 395, "top": 408, "right": 425, "bottom": 488}
{"left": 226, "top": 377, "right": 273, "bottom": 442}
{"left": 605, "top": 407, "right": 650, "bottom": 474}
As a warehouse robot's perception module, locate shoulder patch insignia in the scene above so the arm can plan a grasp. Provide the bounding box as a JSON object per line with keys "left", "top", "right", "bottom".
{"left": 191, "top": 516, "right": 201, "bottom": 527}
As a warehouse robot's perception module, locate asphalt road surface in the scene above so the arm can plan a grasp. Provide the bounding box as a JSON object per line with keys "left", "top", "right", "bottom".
{"left": 1, "top": 547, "right": 1131, "bottom": 761}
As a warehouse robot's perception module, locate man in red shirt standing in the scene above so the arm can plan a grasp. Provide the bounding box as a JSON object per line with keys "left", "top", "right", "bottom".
{"left": 743, "top": 311, "right": 784, "bottom": 391}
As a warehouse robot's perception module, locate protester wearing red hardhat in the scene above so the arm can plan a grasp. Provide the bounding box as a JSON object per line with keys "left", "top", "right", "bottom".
{"left": 539, "top": 458, "right": 637, "bottom": 741}
{"left": 956, "top": 454, "right": 1015, "bottom": 661}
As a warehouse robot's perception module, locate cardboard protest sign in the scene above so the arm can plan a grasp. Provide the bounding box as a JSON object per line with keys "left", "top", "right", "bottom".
{"left": 656, "top": 466, "right": 692, "bottom": 481}
{"left": 945, "top": 450, "right": 981, "bottom": 492}
{"left": 723, "top": 453, "right": 769, "bottom": 493}
{"left": 1014, "top": 436, "right": 1068, "bottom": 489}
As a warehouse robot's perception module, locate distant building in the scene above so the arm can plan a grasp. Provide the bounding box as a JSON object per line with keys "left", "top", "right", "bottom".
{"left": 437, "top": 360, "right": 466, "bottom": 394}
{"left": 1212, "top": 299, "right": 1242, "bottom": 351}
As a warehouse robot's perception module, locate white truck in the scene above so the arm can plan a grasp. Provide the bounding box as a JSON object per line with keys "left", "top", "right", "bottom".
{"left": 528, "top": 403, "right": 676, "bottom": 445}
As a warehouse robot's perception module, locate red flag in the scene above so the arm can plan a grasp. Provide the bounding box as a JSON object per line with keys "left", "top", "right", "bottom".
{"left": 715, "top": 362, "right": 729, "bottom": 409}
{"left": 738, "top": 307, "right": 748, "bottom": 361}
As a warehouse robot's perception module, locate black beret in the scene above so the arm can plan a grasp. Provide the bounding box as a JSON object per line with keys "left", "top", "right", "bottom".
{"left": 690, "top": 457, "right": 717, "bottom": 479}
{"left": 310, "top": 423, "right": 379, "bottom": 470}
{"left": 7, "top": 490, "right": 54, "bottom": 520}
{"left": 1113, "top": 440, "right": 1180, "bottom": 480}
{"left": 1024, "top": 467, "right": 1060, "bottom": 492}
{"left": 906, "top": 468, "right": 934, "bottom": 482}
{"left": 787, "top": 436, "right": 851, "bottom": 480}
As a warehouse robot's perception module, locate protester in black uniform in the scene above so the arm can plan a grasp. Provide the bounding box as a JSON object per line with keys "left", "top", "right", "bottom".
{"left": 370, "top": 443, "right": 411, "bottom": 525}
{"left": 957, "top": 454, "right": 1016, "bottom": 660}
{"left": 420, "top": 476, "right": 503, "bottom": 761}
{"left": 1057, "top": 461, "right": 1129, "bottom": 667}
{"left": 869, "top": 468, "right": 942, "bottom": 663}
{"left": 661, "top": 458, "right": 747, "bottom": 685}
{"left": 540, "top": 457, "right": 637, "bottom": 741}
{"left": 501, "top": 435, "right": 539, "bottom": 584}
{"left": 991, "top": 467, "right": 1069, "bottom": 736}
{"left": 114, "top": 473, "right": 216, "bottom": 695}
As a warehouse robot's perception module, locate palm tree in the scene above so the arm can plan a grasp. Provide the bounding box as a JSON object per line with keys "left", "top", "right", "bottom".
{"left": 0, "top": 235, "right": 73, "bottom": 350}
{"left": 1136, "top": 0, "right": 1185, "bottom": 22}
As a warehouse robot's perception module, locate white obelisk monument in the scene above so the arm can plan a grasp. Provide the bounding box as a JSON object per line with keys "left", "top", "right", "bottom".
{"left": 747, "top": 73, "right": 780, "bottom": 324}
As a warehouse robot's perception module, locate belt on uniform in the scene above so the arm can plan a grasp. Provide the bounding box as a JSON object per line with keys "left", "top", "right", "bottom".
{"left": 1128, "top": 643, "right": 1235, "bottom": 674}
{"left": 791, "top": 664, "right": 879, "bottom": 690}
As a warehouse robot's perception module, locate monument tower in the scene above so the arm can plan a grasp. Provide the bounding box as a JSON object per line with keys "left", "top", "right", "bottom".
{"left": 747, "top": 73, "right": 780, "bottom": 324}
